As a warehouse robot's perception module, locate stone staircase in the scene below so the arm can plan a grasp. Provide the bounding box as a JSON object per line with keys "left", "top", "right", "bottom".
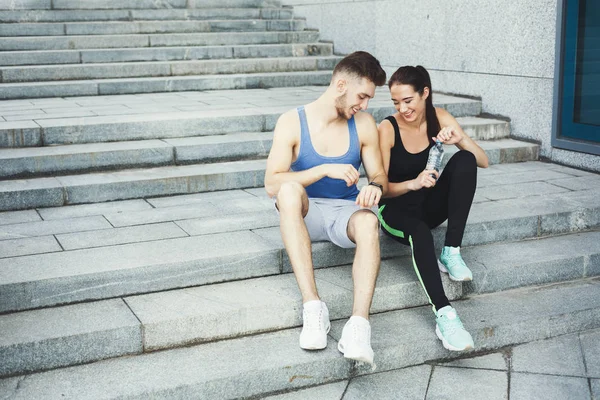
{"left": 1, "top": 1, "right": 600, "bottom": 399}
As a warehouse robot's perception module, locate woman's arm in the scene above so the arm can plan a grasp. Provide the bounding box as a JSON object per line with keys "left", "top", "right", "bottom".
{"left": 435, "top": 108, "right": 489, "bottom": 168}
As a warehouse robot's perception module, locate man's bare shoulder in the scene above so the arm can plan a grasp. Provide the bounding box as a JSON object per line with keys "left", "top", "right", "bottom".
{"left": 275, "top": 108, "right": 301, "bottom": 132}
{"left": 354, "top": 110, "right": 377, "bottom": 125}
{"left": 354, "top": 111, "right": 378, "bottom": 141}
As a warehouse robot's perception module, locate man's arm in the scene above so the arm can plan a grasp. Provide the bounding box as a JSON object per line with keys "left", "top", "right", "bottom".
{"left": 355, "top": 113, "right": 389, "bottom": 207}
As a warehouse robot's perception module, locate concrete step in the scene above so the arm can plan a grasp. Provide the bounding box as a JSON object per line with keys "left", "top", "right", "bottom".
{"left": 0, "top": 139, "right": 538, "bottom": 208}
{"left": 2, "top": 229, "right": 599, "bottom": 377}
{"left": 0, "top": 70, "right": 332, "bottom": 99}
{"left": 0, "top": 0, "right": 283, "bottom": 10}
{"left": 0, "top": 118, "right": 509, "bottom": 178}
{"left": 0, "top": 8, "right": 294, "bottom": 23}
{"left": 0, "top": 56, "right": 340, "bottom": 83}
{"left": 0, "top": 43, "right": 333, "bottom": 66}
{"left": 0, "top": 19, "right": 306, "bottom": 37}
{"left": 0, "top": 31, "right": 321, "bottom": 51}
{"left": 0, "top": 91, "right": 482, "bottom": 147}
{"left": 1, "top": 162, "right": 598, "bottom": 313}
{"left": 1, "top": 277, "right": 598, "bottom": 397}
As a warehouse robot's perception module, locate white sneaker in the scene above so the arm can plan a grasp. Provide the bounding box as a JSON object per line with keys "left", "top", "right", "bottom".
{"left": 337, "top": 316, "right": 374, "bottom": 365}
{"left": 299, "top": 300, "right": 330, "bottom": 350}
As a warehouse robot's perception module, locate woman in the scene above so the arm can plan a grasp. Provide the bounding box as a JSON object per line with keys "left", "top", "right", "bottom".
{"left": 377, "top": 65, "right": 488, "bottom": 351}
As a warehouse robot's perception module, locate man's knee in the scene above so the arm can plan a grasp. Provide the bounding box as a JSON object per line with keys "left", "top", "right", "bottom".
{"left": 349, "top": 210, "right": 380, "bottom": 242}
{"left": 276, "top": 181, "right": 307, "bottom": 213}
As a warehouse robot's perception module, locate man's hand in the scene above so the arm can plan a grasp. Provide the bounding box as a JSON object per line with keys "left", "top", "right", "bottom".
{"left": 322, "top": 164, "right": 360, "bottom": 187}
{"left": 355, "top": 184, "right": 382, "bottom": 208}
{"left": 410, "top": 169, "right": 439, "bottom": 190}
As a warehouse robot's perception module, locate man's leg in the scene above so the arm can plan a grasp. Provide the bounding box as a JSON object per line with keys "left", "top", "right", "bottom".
{"left": 276, "top": 181, "right": 319, "bottom": 302}
{"left": 276, "top": 182, "right": 330, "bottom": 351}
{"left": 346, "top": 210, "right": 381, "bottom": 319}
{"left": 334, "top": 208, "right": 380, "bottom": 365}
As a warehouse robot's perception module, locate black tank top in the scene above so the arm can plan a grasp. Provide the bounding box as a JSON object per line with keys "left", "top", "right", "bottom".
{"left": 381, "top": 116, "right": 432, "bottom": 208}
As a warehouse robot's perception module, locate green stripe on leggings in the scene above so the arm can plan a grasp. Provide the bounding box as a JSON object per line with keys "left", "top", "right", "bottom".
{"left": 377, "top": 205, "right": 404, "bottom": 238}
{"left": 378, "top": 205, "right": 437, "bottom": 314}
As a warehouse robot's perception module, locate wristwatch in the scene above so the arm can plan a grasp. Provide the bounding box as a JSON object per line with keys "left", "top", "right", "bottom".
{"left": 368, "top": 181, "right": 383, "bottom": 192}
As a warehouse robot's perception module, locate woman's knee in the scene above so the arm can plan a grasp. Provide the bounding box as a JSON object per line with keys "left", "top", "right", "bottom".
{"left": 451, "top": 150, "right": 476, "bottom": 168}
{"left": 446, "top": 150, "right": 477, "bottom": 177}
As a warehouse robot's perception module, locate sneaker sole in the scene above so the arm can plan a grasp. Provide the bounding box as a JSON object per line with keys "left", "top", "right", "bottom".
{"left": 299, "top": 322, "right": 331, "bottom": 350}
{"left": 437, "top": 259, "right": 472, "bottom": 282}
{"left": 337, "top": 340, "right": 374, "bottom": 364}
{"left": 435, "top": 324, "right": 474, "bottom": 352}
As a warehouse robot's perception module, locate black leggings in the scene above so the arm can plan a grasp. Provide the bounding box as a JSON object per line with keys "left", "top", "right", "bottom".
{"left": 379, "top": 150, "right": 477, "bottom": 313}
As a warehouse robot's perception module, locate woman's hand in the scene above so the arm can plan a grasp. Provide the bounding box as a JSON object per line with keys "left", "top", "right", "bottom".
{"left": 410, "top": 169, "right": 439, "bottom": 190}
{"left": 434, "top": 126, "right": 464, "bottom": 145}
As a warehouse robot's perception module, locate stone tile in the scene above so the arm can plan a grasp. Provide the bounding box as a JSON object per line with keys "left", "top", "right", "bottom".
{"left": 263, "top": 381, "right": 347, "bottom": 400}
{"left": 476, "top": 181, "right": 570, "bottom": 201}
{"left": 510, "top": 373, "right": 590, "bottom": 400}
{"left": 427, "top": 366, "right": 508, "bottom": 400}
{"left": 0, "top": 378, "right": 19, "bottom": 398}
{"left": 0, "top": 236, "right": 61, "bottom": 258}
{"left": 104, "top": 203, "right": 221, "bottom": 227}
{"left": 0, "top": 209, "right": 41, "bottom": 225}
{"left": 0, "top": 299, "right": 141, "bottom": 376}
{"left": 461, "top": 230, "right": 600, "bottom": 295}
{"left": 175, "top": 210, "right": 278, "bottom": 236}
{"left": 592, "top": 379, "right": 600, "bottom": 400}
{"left": 146, "top": 189, "right": 252, "bottom": 207}
{"left": 0, "top": 177, "right": 64, "bottom": 211}
{"left": 511, "top": 334, "right": 586, "bottom": 377}
{"left": 547, "top": 175, "right": 600, "bottom": 191}
{"left": 439, "top": 352, "right": 507, "bottom": 371}
{"left": 476, "top": 169, "right": 573, "bottom": 188}
{"left": 580, "top": 329, "right": 600, "bottom": 378}
{"left": 0, "top": 216, "right": 112, "bottom": 241}
{"left": 56, "top": 222, "right": 188, "bottom": 250}
{"left": 343, "top": 365, "right": 430, "bottom": 400}
{"left": 38, "top": 199, "right": 152, "bottom": 220}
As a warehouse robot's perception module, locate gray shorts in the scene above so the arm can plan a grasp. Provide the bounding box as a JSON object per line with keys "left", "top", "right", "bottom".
{"left": 275, "top": 197, "right": 377, "bottom": 249}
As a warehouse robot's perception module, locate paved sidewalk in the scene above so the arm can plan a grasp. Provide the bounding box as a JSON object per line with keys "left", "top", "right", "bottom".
{"left": 265, "top": 329, "right": 600, "bottom": 400}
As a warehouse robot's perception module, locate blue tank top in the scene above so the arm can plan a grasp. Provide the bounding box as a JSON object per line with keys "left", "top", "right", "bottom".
{"left": 291, "top": 106, "right": 361, "bottom": 200}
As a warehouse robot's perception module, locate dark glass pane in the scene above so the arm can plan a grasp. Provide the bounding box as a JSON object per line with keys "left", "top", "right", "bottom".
{"left": 573, "top": 0, "right": 600, "bottom": 126}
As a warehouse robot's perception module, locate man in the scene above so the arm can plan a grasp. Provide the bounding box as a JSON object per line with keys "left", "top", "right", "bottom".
{"left": 264, "top": 51, "right": 388, "bottom": 365}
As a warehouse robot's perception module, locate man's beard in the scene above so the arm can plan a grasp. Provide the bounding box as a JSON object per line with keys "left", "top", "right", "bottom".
{"left": 335, "top": 93, "right": 350, "bottom": 119}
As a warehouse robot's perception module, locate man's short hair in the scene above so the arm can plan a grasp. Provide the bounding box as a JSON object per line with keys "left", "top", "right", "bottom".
{"left": 332, "top": 51, "right": 386, "bottom": 87}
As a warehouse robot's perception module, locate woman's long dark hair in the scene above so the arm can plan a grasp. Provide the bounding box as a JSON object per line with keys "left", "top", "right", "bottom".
{"left": 388, "top": 65, "right": 440, "bottom": 140}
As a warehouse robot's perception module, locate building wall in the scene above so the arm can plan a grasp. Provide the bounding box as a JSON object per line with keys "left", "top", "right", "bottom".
{"left": 283, "top": 0, "right": 600, "bottom": 171}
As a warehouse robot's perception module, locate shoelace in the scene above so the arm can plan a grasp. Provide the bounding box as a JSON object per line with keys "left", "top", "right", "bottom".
{"left": 304, "top": 308, "right": 324, "bottom": 332}
{"left": 439, "top": 314, "right": 464, "bottom": 335}
{"left": 446, "top": 253, "right": 466, "bottom": 270}
{"left": 349, "top": 321, "right": 370, "bottom": 345}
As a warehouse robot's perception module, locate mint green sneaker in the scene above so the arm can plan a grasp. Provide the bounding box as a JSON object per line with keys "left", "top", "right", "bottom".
{"left": 435, "top": 306, "right": 474, "bottom": 351}
{"left": 438, "top": 246, "right": 473, "bottom": 281}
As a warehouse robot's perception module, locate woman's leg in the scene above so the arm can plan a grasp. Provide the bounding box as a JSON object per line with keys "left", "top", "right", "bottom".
{"left": 379, "top": 205, "right": 450, "bottom": 313}
{"left": 423, "top": 150, "right": 477, "bottom": 247}
{"left": 379, "top": 202, "right": 475, "bottom": 351}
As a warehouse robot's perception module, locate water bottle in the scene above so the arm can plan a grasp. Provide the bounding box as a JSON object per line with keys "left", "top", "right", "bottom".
{"left": 425, "top": 140, "right": 444, "bottom": 180}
